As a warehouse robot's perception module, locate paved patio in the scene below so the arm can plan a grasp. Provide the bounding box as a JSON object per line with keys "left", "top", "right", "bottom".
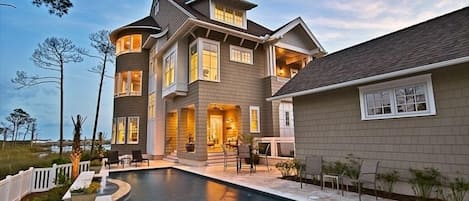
{"left": 104, "top": 159, "right": 394, "bottom": 201}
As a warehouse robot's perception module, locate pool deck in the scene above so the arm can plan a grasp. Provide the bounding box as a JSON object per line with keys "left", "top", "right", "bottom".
{"left": 104, "top": 160, "right": 394, "bottom": 201}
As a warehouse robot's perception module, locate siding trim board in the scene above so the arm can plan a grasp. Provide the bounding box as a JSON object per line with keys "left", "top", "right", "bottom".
{"left": 268, "top": 56, "right": 469, "bottom": 101}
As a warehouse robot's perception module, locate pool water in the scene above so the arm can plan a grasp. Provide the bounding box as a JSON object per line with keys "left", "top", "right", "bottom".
{"left": 109, "top": 168, "right": 292, "bottom": 201}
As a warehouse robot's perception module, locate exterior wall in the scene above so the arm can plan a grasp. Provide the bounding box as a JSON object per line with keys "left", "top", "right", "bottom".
{"left": 191, "top": 0, "right": 210, "bottom": 17}
{"left": 112, "top": 30, "right": 152, "bottom": 154}
{"left": 152, "top": 0, "right": 190, "bottom": 37}
{"left": 293, "top": 63, "right": 469, "bottom": 180}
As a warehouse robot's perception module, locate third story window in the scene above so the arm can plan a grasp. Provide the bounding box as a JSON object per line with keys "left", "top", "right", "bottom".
{"left": 115, "top": 34, "right": 142, "bottom": 55}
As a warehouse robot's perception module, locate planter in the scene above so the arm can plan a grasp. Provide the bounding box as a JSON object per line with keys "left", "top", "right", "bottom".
{"left": 71, "top": 192, "right": 97, "bottom": 201}
{"left": 185, "top": 143, "right": 195, "bottom": 152}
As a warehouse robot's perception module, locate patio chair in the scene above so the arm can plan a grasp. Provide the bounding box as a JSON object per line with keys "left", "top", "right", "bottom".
{"left": 105, "top": 150, "right": 122, "bottom": 169}
{"left": 300, "top": 155, "right": 323, "bottom": 189}
{"left": 130, "top": 150, "right": 150, "bottom": 167}
{"left": 351, "top": 160, "right": 380, "bottom": 201}
{"left": 258, "top": 143, "right": 271, "bottom": 171}
{"left": 237, "top": 144, "right": 255, "bottom": 174}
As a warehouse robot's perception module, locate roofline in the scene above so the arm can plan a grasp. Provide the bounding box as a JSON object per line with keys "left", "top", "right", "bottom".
{"left": 267, "top": 56, "right": 469, "bottom": 101}
{"left": 142, "top": 27, "right": 169, "bottom": 49}
{"left": 270, "top": 17, "right": 326, "bottom": 53}
{"left": 155, "top": 17, "right": 265, "bottom": 57}
{"left": 169, "top": 0, "right": 196, "bottom": 18}
{"left": 110, "top": 25, "right": 161, "bottom": 43}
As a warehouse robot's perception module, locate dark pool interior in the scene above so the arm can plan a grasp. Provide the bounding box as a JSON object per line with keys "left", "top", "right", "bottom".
{"left": 109, "top": 168, "right": 293, "bottom": 201}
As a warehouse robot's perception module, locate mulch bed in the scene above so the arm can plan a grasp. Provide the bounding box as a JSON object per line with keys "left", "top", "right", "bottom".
{"left": 281, "top": 176, "right": 443, "bottom": 201}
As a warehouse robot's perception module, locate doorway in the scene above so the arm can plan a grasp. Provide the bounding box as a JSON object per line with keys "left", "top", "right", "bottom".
{"left": 208, "top": 115, "right": 223, "bottom": 149}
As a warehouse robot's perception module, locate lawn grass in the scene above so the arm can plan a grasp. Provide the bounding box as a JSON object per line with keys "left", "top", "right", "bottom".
{"left": 21, "top": 184, "right": 71, "bottom": 201}
{"left": 0, "top": 144, "right": 68, "bottom": 180}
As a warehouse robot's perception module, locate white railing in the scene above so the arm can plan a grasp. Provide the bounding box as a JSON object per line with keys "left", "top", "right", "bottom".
{"left": 0, "top": 161, "right": 90, "bottom": 201}
{"left": 255, "top": 137, "right": 295, "bottom": 158}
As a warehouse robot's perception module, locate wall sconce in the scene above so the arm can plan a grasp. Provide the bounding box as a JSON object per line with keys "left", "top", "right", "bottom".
{"left": 279, "top": 67, "right": 284, "bottom": 75}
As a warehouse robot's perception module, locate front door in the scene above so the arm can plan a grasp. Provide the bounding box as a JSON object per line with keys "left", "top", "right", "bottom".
{"left": 208, "top": 115, "right": 223, "bottom": 148}
{"left": 279, "top": 103, "right": 294, "bottom": 137}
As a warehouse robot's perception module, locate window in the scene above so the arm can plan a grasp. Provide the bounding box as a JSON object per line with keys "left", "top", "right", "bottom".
{"left": 127, "top": 117, "right": 139, "bottom": 144}
{"left": 116, "top": 117, "right": 126, "bottom": 144}
{"left": 164, "top": 51, "right": 176, "bottom": 87}
{"left": 285, "top": 111, "right": 290, "bottom": 126}
{"left": 188, "top": 38, "right": 220, "bottom": 83}
{"left": 359, "top": 74, "right": 436, "bottom": 120}
{"left": 115, "top": 71, "right": 142, "bottom": 97}
{"left": 148, "top": 93, "right": 156, "bottom": 120}
{"left": 230, "top": 45, "right": 253, "bottom": 64}
{"left": 189, "top": 43, "right": 198, "bottom": 83}
{"left": 111, "top": 119, "right": 116, "bottom": 144}
{"left": 249, "top": 106, "right": 260, "bottom": 133}
{"left": 213, "top": 4, "right": 245, "bottom": 28}
{"left": 115, "top": 34, "right": 142, "bottom": 55}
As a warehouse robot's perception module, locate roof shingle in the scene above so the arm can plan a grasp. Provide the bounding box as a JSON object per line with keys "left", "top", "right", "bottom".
{"left": 274, "top": 7, "right": 469, "bottom": 97}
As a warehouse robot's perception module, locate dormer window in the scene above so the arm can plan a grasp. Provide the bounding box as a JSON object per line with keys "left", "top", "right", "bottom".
{"left": 212, "top": 4, "right": 245, "bottom": 28}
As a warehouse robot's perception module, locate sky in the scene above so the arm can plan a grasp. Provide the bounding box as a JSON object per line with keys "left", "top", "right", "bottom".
{"left": 0, "top": 0, "right": 466, "bottom": 141}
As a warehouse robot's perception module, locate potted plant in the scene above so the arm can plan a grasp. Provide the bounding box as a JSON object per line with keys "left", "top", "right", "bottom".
{"left": 185, "top": 136, "right": 195, "bottom": 152}
{"left": 70, "top": 181, "right": 100, "bottom": 201}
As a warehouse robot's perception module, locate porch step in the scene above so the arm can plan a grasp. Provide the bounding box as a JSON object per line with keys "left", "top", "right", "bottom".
{"left": 207, "top": 152, "right": 237, "bottom": 166}
{"left": 163, "top": 151, "right": 178, "bottom": 163}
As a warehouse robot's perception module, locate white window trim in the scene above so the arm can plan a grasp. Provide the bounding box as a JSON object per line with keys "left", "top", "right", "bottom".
{"left": 163, "top": 44, "right": 177, "bottom": 88}
{"left": 189, "top": 39, "right": 198, "bottom": 84}
{"left": 116, "top": 117, "right": 126, "bottom": 144}
{"left": 358, "top": 74, "right": 436, "bottom": 120}
{"left": 209, "top": 2, "right": 247, "bottom": 29}
{"left": 249, "top": 106, "right": 260, "bottom": 133}
{"left": 127, "top": 116, "right": 139, "bottom": 144}
{"left": 111, "top": 118, "right": 116, "bottom": 144}
{"left": 114, "top": 71, "right": 143, "bottom": 98}
{"left": 116, "top": 34, "right": 142, "bottom": 56}
{"left": 229, "top": 45, "right": 253, "bottom": 65}
{"left": 189, "top": 38, "right": 221, "bottom": 83}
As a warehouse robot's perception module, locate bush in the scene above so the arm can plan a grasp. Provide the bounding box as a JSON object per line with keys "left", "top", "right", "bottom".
{"left": 51, "top": 157, "right": 70, "bottom": 165}
{"left": 445, "top": 177, "right": 469, "bottom": 201}
{"left": 409, "top": 168, "right": 444, "bottom": 201}
{"left": 275, "top": 160, "right": 296, "bottom": 178}
{"left": 377, "top": 170, "right": 400, "bottom": 193}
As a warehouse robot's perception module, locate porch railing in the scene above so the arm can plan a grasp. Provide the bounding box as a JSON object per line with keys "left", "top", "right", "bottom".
{"left": 0, "top": 161, "right": 90, "bottom": 201}
{"left": 255, "top": 137, "right": 295, "bottom": 158}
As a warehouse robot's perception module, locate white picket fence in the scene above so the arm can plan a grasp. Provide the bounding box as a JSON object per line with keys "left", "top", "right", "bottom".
{"left": 0, "top": 161, "right": 90, "bottom": 201}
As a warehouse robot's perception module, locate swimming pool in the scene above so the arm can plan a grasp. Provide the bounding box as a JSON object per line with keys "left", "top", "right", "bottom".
{"left": 109, "top": 168, "right": 293, "bottom": 201}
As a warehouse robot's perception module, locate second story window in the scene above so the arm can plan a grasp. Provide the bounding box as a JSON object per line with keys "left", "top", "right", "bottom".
{"left": 230, "top": 45, "right": 253, "bottom": 64}
{"left": 115, "top": 70, "right": 142, "bottom": 97}
{"left": 164, "top": 51, "right": 176, "bottom": 87}
{"left": 116, "top": 34, "right": 142, "bottom": 55}
{"left": 189, "top": 38, "right": 220, "bottom": 83}
{"left": 213, "top": 4, "right": 245, "bottom": 28}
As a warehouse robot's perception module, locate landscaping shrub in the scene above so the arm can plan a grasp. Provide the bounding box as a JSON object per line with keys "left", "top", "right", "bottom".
{"left": 377, "top": 170, "right": 400, "bottom": 194}
{"left": 275, "top": 160, "right": 296, "bottom": 178}
{"left": 409, "top": 168, "right": 444, "bottom": 201}
{"left": 445, "top": 177, "right": 469, "bottom": 201}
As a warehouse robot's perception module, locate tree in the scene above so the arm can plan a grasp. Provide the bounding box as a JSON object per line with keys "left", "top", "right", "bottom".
{"left": 80, "top": 30, "right": 115, "bottom": 156}
{"left": 12, "top": 37, "right": 83, "bottom": 157}
{"left": 22, "top": 117, "right": 36, "bottom": 141}
{"left": 6, "top": 108, "right": 30, "bottom": 146}
{"left": 0, "top": 122, "right": 10, "bottom": 150}
{"left": 70, "top": 114, "right": 85, "bottom": 180}
{"left": 32, "top": 0, "right": 73, "bottom": 17}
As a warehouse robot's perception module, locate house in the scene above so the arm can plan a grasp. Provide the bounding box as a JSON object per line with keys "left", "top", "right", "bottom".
{"left": 269, "top": 7, "right": 469, "bottom": 188}
{"left": 109, "top": 0, "right": 326, "bottom": 165}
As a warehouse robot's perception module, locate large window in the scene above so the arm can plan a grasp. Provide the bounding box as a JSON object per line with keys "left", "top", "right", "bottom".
{"left": 115, "top": 71, "right": 142, "bottom": 97}
{"left": 188, "top": 38, "right": 220, "bottom": 83}
{"left": 230, "top": 45, "right": 253, "bottom": 64}
{"left": 249, "top": 106, "right": 260, "bottom": 133}
{"left": 127, "top": 117, "right": 139, "bottom": 144}
{"left": 148, "top": 93, "right": 156, "bottom": 120}
{"left": 359, "top": 74, "right": 436, "bottom": 120}
{"left": 164, "top": 51, "right": 176, "bottom": 87}
{"left": 116, "top": 117, "right": 126, "bottom": 144}
{"left": 213, "top": 4, "right": 244, "bottom": 28}
{"left": 116, "top": 34, "right": 142, "bottom": 55}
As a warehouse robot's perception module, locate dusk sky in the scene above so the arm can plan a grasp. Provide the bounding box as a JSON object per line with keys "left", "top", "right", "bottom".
{"left": 0, "top": 0, "right": 466, "bottom": 141}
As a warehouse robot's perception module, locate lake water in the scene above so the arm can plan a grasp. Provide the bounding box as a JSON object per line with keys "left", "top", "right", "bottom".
{"left": 50, "top": 144, "right": 111, "bottom": 153}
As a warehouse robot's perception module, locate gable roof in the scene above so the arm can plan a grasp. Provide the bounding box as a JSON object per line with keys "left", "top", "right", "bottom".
{"left": 270, "top": 7, "right": 469, "bottom": 100}
{"left": 270, "top": 17, "right": 326, "bottom": 53}
{"left": 172, "top": 0, "right": 272, "bottom": 37}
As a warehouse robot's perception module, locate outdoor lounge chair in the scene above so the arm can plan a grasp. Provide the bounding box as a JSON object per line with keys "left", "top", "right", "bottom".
{"left": 300, "top": 155, "right": 323, "bottom": 189}
{"left": 258, "top": 143, "right": 271, "bottom": 171}
{"left": 105, "top": 150, "right": 122, "bottom": 169}
{"left": 237, "top": 144, "right": 255, "bottom": 174}
{"left": 130, "top": 150, "right": 150, "bottom": 167}
{"left": 351, "top": 160, "right": 380, "bottom": 201}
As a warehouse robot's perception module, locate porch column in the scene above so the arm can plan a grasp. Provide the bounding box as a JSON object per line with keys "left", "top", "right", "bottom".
{"left": 177, "top": 108, "right": 188, "bottom": 153}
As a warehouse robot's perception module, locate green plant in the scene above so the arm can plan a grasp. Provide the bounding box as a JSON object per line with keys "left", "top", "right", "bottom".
{"left": 71, "top": 181, "right": 101, "bottom": 194}
{"left": 275, "top": 160, "right": 295, "bottom": 178}
{"left": 377, "top": 170, "right": 400, "bottom": 193}
{"left": 445, "top": 177, "right": 469, "bottom": 201}
{"left": 323, "top": 161, "right": 349, "bottom": 175}
{"left": 409, "top": 168, "right": 443, "bottom": 201}
{"left": 52, "top": 157, "right": 70, "bottom": 165}
{"left": 56, "top": 172, "right": 71, "bottom": 185}
{"left": 345, "top": 154, "right": 361, "bottom": 179}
